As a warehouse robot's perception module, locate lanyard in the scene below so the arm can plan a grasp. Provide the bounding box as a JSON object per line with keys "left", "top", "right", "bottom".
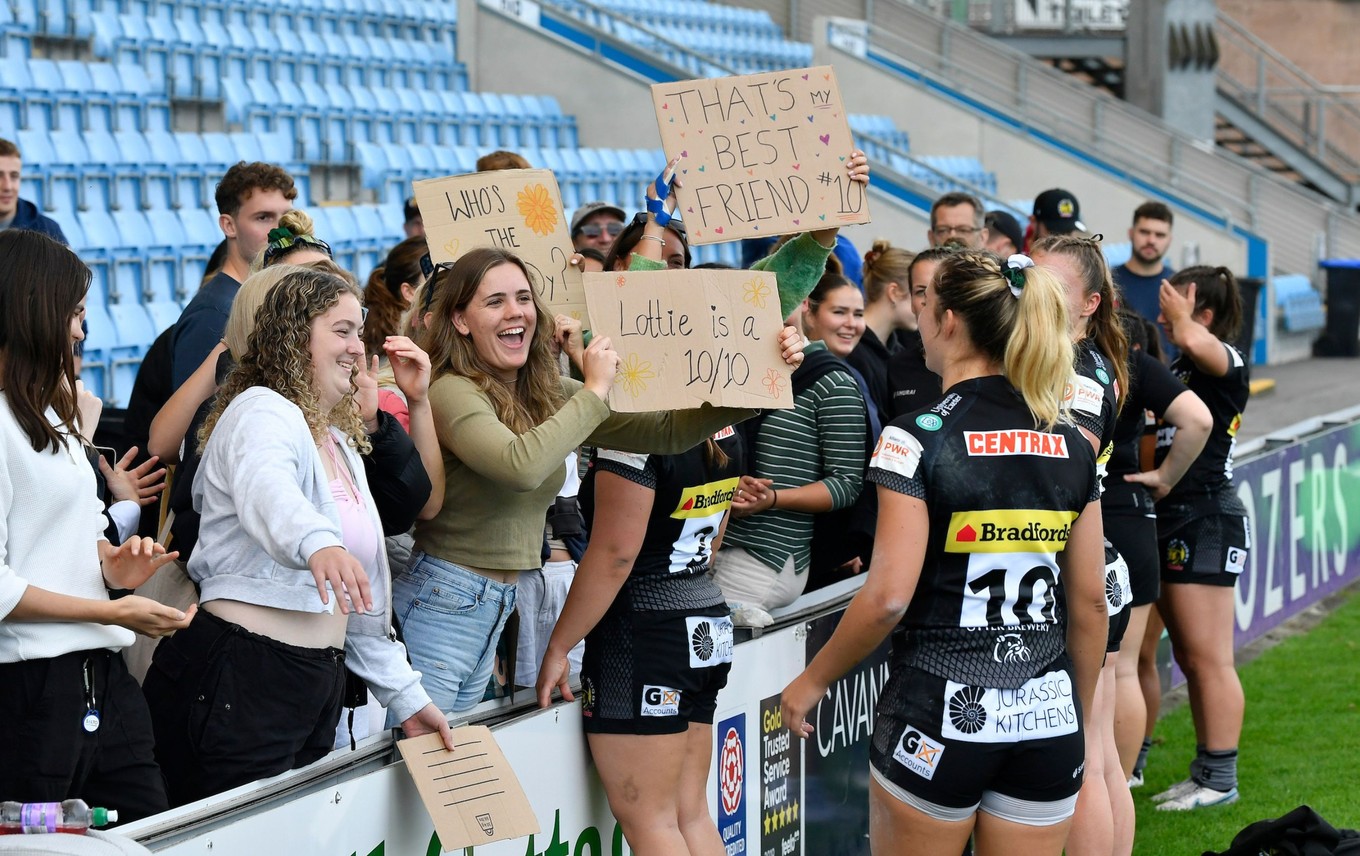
{"left": 82, "top": 657, "right": 101, "bottom": 733}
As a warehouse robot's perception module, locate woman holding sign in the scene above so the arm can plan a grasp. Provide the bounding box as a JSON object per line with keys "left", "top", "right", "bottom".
{"left": 780, "top": 251, "right": 1108, "bottom": 856}
{"left": 401, "top": 249, "right": 803, "bottom": 713}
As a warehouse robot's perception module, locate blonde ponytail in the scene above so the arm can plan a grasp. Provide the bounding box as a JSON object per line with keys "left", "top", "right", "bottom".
{"left": 1004, "top": 266, "right": 1073, "bottom": 430}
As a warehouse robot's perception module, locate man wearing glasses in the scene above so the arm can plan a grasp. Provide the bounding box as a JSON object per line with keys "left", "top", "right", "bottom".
{"left": 926, "top": 191, "right": 989, "bottom": 249}
{"left": 569, "top": 201, "right": 626, "bottom": 252}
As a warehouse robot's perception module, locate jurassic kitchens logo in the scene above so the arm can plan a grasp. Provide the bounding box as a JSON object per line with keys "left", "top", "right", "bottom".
{"left": 945, "top": 510, "right": 1078, "bottom": 553}
{"left": 672, "top": 477, "right": 740, "bottom": 519}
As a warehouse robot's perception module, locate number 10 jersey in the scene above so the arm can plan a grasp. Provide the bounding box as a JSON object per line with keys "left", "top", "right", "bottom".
{"left": 867, "top": 376, "right": 1100, "bottom": 689}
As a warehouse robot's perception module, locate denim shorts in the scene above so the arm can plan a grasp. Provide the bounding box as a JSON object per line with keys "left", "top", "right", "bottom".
{"left": 391, "top": 552, "right": 518, "bottom": 714}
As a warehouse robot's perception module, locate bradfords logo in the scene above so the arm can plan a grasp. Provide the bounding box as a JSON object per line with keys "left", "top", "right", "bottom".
{"left": 716, "top": 714, "right": 747, "bottom": 854}
{"left": 945, "top": 510, "right": 1077, "bottom": 553}
{"left": 672, "top": 478, "right": 739, "bottom": 519}
{"left": 891, "top": 725, "right": 945, "bottom": 781}
{"left": 964, "top": 430, "right": 1069, "bottom": 458}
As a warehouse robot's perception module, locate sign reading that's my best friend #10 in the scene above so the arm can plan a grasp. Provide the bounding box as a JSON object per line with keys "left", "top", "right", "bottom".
{"left": 583, "top": 268, "right": 793, "bottom": 412}
{"left": 412, "top": 169, "right": 585, "bottom": 318}
{"left": 652, "top": 65, "right": 870, "bottom": 245}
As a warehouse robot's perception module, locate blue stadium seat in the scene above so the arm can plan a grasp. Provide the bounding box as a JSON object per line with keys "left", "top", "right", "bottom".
{"left": 107, "top": 299, "right": 157, "bottom": 406}
{"left": 80, "top": 301, "right": 117, "bottom": 402}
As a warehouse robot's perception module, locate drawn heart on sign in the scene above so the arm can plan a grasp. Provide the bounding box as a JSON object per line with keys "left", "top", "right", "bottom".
{"left": 824, "top": 73, "right": 831, "bottom": 80}
{"left": 698, "top": 165, "right": 706, "bottom": 171}
{"left": 682, "top": 169, "right": 688, "bottom": 175}
{"left": 769, "top": 114, "right": 777, "bottom": 120}
{"left": 687, "top": 207, "right": 694, "bottom": 213}
{"left": 714, "top": 226, "right": 724, "bottom": 234}
{"left": 818, "top": 214, "right": 827, "bottom": 221}
{"left": 792, "top": 219, "right": 800, "bottom": 225}
{"left": 791, "top": 163, "right": 800, "bottom": 170}
{"left": 662, "top": 102, "right": 668, "bottom": 109}
{"left": 801, "top": 73, "right": 809, "bottom": 80}
{"left": 443, "top": 238, "right": 460, "bottom": 257}
{"left": 680, "top": 131, "right": 686, "bottom": 137}
{"left": 838, "top": 156, "right": 846, "bottom": 161}
{"left": 681, "top": 150, "right": 688, "bottom": 157}
{"left": 669, "top": 117, "right": 675, "bottom": 123}
{"left": 747, "top": 169, "right": 754, "bottom": 176}
{"left": 819, "top": 134, "right": 831, "bottom": 145}
{"left": 807, "top": 115, "right": 814, "bottom": 123}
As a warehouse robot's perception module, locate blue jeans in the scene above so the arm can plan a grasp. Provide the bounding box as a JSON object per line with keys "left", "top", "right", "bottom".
{"left": 392, "top": 552, "right": 517, "bottom": 714}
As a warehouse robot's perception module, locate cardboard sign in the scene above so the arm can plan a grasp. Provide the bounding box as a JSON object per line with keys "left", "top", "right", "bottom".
{"left": 583, "top": 268, "right": 793, "bottom": 412}
{"left": 412, "top": 169, "right": 586, "bottom": 318}
{"left": 651, "top": 65, "right": 870, "bottom": 245}
{"left": 397, "top": 727, "right": 538, "bottom": 850}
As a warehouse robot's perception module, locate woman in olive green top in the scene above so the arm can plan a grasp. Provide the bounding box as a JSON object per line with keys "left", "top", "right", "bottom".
{"left": 400, "top": 154, "right": 868, "bottom": 713}
{"left": 397, "top": 247, "right": 797, "bottom": 712}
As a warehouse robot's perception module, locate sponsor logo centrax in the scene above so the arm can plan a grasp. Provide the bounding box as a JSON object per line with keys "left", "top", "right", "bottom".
{"left": 965, "top": 430, "right": 1069, "bottom": 458}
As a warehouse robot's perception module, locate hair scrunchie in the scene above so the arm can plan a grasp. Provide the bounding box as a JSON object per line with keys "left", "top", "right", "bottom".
{"left": 1004, "top": 253, "right": 1035, "bottom": 298}
{"left": 267, "top": 226, "right": 296, "bottom": 245}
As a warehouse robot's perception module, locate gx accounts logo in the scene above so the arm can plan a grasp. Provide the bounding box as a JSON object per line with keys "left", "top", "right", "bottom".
{"left": 641, "top": 685, "right": 681, "bottom": 717}
{"left": 892, "top": 725, "right": 946, "bottom": 781}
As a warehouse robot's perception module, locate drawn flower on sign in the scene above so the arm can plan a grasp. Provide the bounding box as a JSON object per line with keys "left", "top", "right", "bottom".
{"left": 762, "top": 368, "right": 785, "bottom": 399}
{"left": 615, "top": 275, "right": 627, "bottom": 288}
{"left": 742, "top": 277, "right": 771, "bottom": 309}
{"left": 617, "top": 353, "right": 656, "bottom": 398}
{"left": 516, "top": 183, "right": 558, "bottom": 236}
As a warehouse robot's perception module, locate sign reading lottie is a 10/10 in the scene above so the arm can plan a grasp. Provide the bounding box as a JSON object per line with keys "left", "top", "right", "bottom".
{"left": 651, "top": 65, "right": 871, "bottom": 245}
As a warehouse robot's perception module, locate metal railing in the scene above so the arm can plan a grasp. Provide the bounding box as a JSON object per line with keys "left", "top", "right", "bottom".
{"left": 1215, "top": 10, "right": 1360, "bottom": 183}
{"left": 845, "top": 0, "right": 1360, "bottom": 274}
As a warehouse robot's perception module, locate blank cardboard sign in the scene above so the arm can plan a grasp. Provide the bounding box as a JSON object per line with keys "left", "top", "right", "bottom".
{"left": 583, "top": 268, "right": 794, "bottom": 412}
{"left": 651, "top": 65, "right": 870, "bottom": 245}
{"left": 398, "top": 727, "right": 538, "bottom": 851}
{"left": 412, "top": 169, "right": 586, "bottom": 319}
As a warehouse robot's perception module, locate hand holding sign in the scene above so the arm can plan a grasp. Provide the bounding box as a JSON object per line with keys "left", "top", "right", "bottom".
{"left": 652, "top": 66, "right": 871, "bottom": 244}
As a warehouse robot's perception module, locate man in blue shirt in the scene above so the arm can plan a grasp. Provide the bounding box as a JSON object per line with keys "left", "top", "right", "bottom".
{"left": 0, "top": 138, "right": 67, "bottom": 244}
{"left": 170, "top": 162, "right": 296, "bottom": 389}
{"left": 1111, "top": 201, "right": 1176, "bottom": 356}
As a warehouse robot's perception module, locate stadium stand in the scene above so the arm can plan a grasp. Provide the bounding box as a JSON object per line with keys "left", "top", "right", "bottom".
{"left": 0, "top": 0, "right": 1026, "bottom": 405}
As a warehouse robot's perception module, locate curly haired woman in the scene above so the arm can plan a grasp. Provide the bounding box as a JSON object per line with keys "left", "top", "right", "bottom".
{"left": 142, "top": 268, "right": 453, "bottom": 807}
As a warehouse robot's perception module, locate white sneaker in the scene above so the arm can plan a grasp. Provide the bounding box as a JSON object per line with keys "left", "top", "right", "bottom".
{"left": 1150, "top": 777, "right": 1199, "bottom": 803}
{"left": 1155, "top": 784, "right": 1239, "bottom": 811}
{"left": 1127, "top": 771, "right": 1144, "bottom": 789}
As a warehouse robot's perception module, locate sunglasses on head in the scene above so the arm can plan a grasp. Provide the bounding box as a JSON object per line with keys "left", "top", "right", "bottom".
{"left": 420, "top": 259, "right": 457, "bottom": 315}
{"left": 576, "top": 221, "right": 624, "bottom": 239}
{"left": 262, "top": 234, "right": 333, "bottom": 267}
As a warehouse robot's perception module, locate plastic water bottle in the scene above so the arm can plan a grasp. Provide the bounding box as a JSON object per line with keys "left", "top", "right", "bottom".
{"left": 0, "top": 800, "right": 117, "bottom": 834}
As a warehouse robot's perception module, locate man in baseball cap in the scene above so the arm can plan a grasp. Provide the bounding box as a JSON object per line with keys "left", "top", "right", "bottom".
{"left": 1030, "top": 188, "right": 1086, "bottom": 244}
{"left": 984, "top": 210, "right": 1025, "bottom": 257}
{"left": 570, "top": 201, "right": 626, "bottom": 252}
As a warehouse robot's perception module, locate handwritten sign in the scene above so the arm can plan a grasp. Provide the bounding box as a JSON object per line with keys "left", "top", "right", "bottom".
{"left": 397, "top": 727, "right": 538, "bottom": 850}
{"left": 583, "top": 268, "right": 793, "bottom": 412}
{"left": 651, "top": 65, "right": 870, "bottom": 245}
{"left": 412, "top": 169, "right": 585, "bottom": 318}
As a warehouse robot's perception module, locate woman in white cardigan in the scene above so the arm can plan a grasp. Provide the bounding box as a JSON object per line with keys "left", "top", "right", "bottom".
{"left": 142, "top": 267, "right": 453, "bottom": 807}
{"left": 0, "top": 230, "right": 190, "bottom": 822}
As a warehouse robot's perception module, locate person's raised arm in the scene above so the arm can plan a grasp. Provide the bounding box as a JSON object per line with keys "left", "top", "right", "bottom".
{"left": 537, "top": 459, "right": 653, "bottom": 706}
{"left": 150, "top": 341, "right": 227, "bottom": 463}
{"left": 1159, "top": 281, "right": 1231, "bottom": 376}
{"left": 781, "top": 487, "right": 926, "bottom": 738}
{"left": 385, "top": 336, "right": 445, "bottom": 520}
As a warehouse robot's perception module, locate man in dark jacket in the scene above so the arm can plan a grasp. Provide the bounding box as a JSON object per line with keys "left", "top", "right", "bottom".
{"left": 0, "top": 138, "right": 68, "bottom": 244}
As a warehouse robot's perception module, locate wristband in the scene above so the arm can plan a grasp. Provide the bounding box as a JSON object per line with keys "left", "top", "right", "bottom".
{"left": 645, "top": 168, "right": 674, "bottom": 227}
{"left": 638, "top": 234, "right": 665, "bottom": 245}
{"left": 770, "top": 489, "right": 778, "bottom": 509}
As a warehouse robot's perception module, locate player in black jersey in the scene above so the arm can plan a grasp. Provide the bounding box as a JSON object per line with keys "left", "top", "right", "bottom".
{"left": 1148, "top": 266, "right": 1251, "bottom": 811}
{"left": 1031, "top": 235, "right": 1135, "bottom": 856}
{"left": 780, "top": 251, "right": 1107, "bottom": 856}
{"left": 536, "top": 431, "right": 742, "bottom": 854}
{"left": 1104, "top": 309, "right": 1211, "bottom": 785}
